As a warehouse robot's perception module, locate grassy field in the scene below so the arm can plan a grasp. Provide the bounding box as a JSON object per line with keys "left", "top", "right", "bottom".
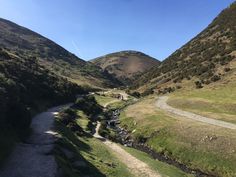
{"left": 120, "top": 96, "right": 236, "bottom": 177}
{"left": 168, "top": 82, "right": 236, "bottom": 124}
{"left": 94, "top": 94, "right": 119, "bottom": 107}
{"left": 97, "top": 93, "right": 194, "bottom": 177}
{"left": 55, "top": 121, "right": 133, "bottom": 177}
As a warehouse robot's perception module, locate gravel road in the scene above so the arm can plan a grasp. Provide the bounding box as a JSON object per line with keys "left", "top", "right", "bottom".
{"left": 156, "top": 96, "right": 236, "bottom": 130}
{"left": 0, "top": 104, "right": 71, "bottom": 177}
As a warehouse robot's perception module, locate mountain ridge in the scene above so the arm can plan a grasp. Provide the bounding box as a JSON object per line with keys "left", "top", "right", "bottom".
{"left": 0, "top": 17, "right": 120, "bottom": 88}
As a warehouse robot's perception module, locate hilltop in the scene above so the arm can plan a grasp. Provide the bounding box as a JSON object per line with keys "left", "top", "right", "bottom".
{"left": 91, "top": 50, "right": 160, "bottom": 85}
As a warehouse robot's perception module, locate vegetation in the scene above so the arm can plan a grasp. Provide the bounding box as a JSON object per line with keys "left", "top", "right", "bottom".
{"left": 132, "top": 2, "right": 236, "bottom": 94}
{"left": 0, "top": 17, "right": 120, "bottom": 88}
{"left": 168, "top": 83, "right": 236, "bottom": 123}
{"left": 0, "top": 48, "right": 86, "bottom": 165}
{"left": 124, "top": 146, "right": 193, "bottom": 177}
{"left": 74, "top": 95, "right": 103, "bottom": 118}
{"left": 119, "top": 96, "right": 236, "bottom": 177}
{"left": 91, "top": 50, "right": 160, "bottom": 85}
{"left": 55, "top": 96, "right": 133, "bottom": 177}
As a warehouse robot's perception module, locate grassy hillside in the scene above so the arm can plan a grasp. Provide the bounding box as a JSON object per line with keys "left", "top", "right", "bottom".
{"left": 54, "top": 96, "right": 133, "bottom": 177}
{"left": 119, "top": 95, "right": 236, "bottom": 177}
{"left": 132, "top": 2, "right": 236, "bottom": 94}
{"left": 91, "top": 51, "right": 160, "bottom": 85}
{"left": 0, "top": 18, "right": 120, "bottom": 88}
{"left": 168, "top": 80, "right": 236, "bottom": 124}
{"left": 0, "top": 48, "right": 86, "bottom": 165}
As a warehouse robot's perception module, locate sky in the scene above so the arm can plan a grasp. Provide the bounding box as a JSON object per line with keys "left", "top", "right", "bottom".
{"left": 0, "top": 0, "right": 235, "bottom": 61}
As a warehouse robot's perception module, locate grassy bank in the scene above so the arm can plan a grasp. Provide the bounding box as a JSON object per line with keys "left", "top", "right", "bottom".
{"left": 96, "top": 92, "right": 193, "bottom": 177}
{"left": 120, "top": 96, "right": 236, "bottom": 177}
{"left": 124, "top": 146, "right": 193, "bottom": 177}
{"left": 168, "top": 83, "right": 236, "bottom": 124}
{"left": 55, "top": 122, "right": 132, "bottom": 177}
{"left": 54, "top": 95, "right": 133, "bottom": 177}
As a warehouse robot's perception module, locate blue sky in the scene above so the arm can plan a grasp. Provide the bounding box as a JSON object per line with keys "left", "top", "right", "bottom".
{"left": 0, "top": 0, "right": 235, "bottom": 61}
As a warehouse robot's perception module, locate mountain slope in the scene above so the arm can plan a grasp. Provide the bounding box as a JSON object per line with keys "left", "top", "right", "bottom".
{"left": 91, "top": 51, "right": 160, "bottom": 85}
{"left": 0, "top": 18, "right": 119, "bottom": 88}
{"left": 0, "top": 47, "right": 88, "bottom": 164}
{"left": 133, "top": 2, "right": 236, "bottom": 93}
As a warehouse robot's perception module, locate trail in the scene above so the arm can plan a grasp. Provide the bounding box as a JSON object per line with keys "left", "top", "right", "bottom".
{"left": 94, "top": 122, "right": 161, "bottom": 177}
{"left": 0, "top": 104, "right": 71, "bottom": 177}
{"left": 156, "top": 96, "right": 236, "bottom": 130}
{"left": 94, "top": 97, "right": 161, "bottom": 177}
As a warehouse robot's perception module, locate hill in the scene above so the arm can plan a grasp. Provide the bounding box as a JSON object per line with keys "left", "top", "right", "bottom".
{"left": 0, "top": 18, "right": 119, "bottom": 88}
{"left": 91, "top": 51, "right": 160, "bottom": 85}
{"left": 132, "top": 2, "right": 236, "bottom": 94}
{"left": 0, "top": 47, "right": 88, "bottom": 164}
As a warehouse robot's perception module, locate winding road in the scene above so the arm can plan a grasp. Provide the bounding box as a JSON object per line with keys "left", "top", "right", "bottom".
{"left": 0, "top": 104, "right": 71, "bottom": 177}
{"left": 156, "top": 96, "right": 236, "bottom": 130}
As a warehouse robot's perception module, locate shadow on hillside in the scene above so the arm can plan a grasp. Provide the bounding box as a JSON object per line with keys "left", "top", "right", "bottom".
{"left": 55, "top": 122, "right": 106, "bottom": 177}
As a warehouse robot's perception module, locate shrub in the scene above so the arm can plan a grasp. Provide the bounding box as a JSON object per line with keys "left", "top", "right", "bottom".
{"left": 224, "top": 67, "right": 231, "bottom": 72}
{"left": 211, "top": 75, "right": 221, "bottom": 82}
{"left": 6, "top": 102, "right": 31, "bottom": 138}
{"left": 195, "top": 81, "right": 203, "bottom": 89}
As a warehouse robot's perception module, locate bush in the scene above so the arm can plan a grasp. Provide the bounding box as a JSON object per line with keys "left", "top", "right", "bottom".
{"left": 195, "top": 81, "right": 203, "bottom": 89}
{"left": 6, "top": 102, "right": 31, "bottom": 138}
{"left": 130, "top": 91, "right": 141, "bottom": 98}
{"left": 75, "top": 95, "right": 102, "bottom": 117}
{"left": 211, "top": 75, "right": 221, "bottom": 82}
{"left": 224, "top": 67, "right": 231, "bottom": 72}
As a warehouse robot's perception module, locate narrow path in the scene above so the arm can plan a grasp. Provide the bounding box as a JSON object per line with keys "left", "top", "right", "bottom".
{"left": 0, "top": 104, "right": 71, "bottom": 177}
{"left": 94, "top": 122, "right": 161, "bottom": 177}
{"left": 156, "top": 96, "right": 236, "bottom": 130}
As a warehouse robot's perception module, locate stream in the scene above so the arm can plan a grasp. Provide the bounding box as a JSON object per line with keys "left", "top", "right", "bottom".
{"left": 103, "top": 108, "right": 214, "bottom": 177}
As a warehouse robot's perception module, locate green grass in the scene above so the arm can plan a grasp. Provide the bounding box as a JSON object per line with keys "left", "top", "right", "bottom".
{"left": 147, "top": 130, "right": 236, "bottom": 177}
{"left": 119, "top": 97, "right": 236, "bottom": 177}
{"left": 123, "top": 146, "right": 193, "bottom": 177}
{"left": 55, "top": 122, "right": 133, "bottom": 177}
{"left": 172, "top": 83, "right": 236, "bottom": 104}
{"left": 76, "top": 110, "right": 89, "bottom": 130}
{"left": 95, "top": 95, "right": 118, "bottom": 107}
{"left": 169, "top": 83, "right": 236, "bottom": 123}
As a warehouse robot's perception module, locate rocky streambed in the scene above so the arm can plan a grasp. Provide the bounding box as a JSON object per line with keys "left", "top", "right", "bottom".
{"left": 104, "top": 109, "right": 214, "bottom": 177}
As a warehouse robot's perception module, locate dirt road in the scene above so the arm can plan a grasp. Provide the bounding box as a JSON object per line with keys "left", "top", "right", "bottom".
{"left": 156, "top": 96, "right": 236, "bottom": 130}
{"left": 0, "top": 104, "right": 71, "bottom": 177}
{"left": 94, "top": 122, "right": 161, "bottom": 177}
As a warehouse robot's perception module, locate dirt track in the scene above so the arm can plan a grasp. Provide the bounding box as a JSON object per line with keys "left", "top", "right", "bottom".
{"left": 156, "top": 96, "right": 236, "bottom": 130}
{"left": 94, "top": 122, "right": 161, "bottom": 177}
{"left": 0, "top": 104, "right": 70, "bottom": 177}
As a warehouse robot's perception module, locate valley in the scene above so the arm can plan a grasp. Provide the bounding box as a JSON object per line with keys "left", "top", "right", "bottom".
{"left": 0, "top": 1, "right": 236, "bottom": 177}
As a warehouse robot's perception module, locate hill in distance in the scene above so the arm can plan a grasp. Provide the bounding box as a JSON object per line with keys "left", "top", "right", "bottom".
{"left": 132, "top": 2, "right": 236, "bottom": 94}
{"left": 91, "top": 50, "right": 160, "bottom": 85}
{"left": 0, "top": 18, "right": 120, "bottom": 88}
